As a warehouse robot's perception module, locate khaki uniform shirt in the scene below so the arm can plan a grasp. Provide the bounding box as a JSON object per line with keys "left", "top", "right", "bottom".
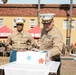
{"left": 6, "top": 30, "right": 36, "bottom": 50}
{"left": 39, "top": 26, "right": 63, "bottom": 57}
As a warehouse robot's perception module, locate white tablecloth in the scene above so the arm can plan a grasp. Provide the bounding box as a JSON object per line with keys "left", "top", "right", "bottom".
{"left": 0, "top": 61, "right": 60, "bottom": 75}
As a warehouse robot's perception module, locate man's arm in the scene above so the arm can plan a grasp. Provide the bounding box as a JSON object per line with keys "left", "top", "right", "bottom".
{"left": 6, "top": 35, "right": 13, "bottom": 50}
{"left": 50, "top": 37, "right": 63, "bottom": 57}
{"left": 28, "top": 34, "right": 37, "bottom": 49}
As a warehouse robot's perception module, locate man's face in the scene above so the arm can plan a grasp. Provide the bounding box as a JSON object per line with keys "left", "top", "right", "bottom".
{"left": 43, "top": 20, "right": 54, "bottom": 31}
{"left": 17, "top": 24, "right": 24, "bottom": 32}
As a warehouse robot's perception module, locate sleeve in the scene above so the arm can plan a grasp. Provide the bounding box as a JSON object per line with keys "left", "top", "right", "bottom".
{"left": 6, "top": 35, "right": 13, "bottom": 50}
{"left": 50, "top": 36, "right": 63, "bottom": 57}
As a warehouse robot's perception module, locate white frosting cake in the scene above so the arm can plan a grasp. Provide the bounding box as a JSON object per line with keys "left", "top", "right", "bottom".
{"left": 16, "top": 50, "right": 50, "bottom": 65}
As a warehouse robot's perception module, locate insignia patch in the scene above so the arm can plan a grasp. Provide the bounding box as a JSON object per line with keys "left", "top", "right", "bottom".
{"left": 43, "top": 15, "right": 45, "bottom": 18}
{"left": 23, "top": 35, "right": 27, "bottom": 38}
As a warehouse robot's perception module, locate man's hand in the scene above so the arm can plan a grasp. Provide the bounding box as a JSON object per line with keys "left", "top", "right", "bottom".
{"left": 31, "top": 48, "right": 39, "bottom": 51}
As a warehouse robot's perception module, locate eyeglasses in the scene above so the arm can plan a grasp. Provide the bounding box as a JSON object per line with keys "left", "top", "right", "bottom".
{"left": 17, "top": 24, "right": 23, "bottom": 26}
{"left": 43, "top": 22, "right": 51, "bottom": 25}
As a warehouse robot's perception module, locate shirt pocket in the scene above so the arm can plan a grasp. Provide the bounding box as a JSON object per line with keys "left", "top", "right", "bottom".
{"left": 21, "top": 38, "right": 28, "bottom": 44}
{"left": 43, "top": 36, "right": 53, "bottom": 47}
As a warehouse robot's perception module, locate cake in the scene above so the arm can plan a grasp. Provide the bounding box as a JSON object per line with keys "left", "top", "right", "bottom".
{"left": 16, "top": 50, "right": 50, "bottom": 65}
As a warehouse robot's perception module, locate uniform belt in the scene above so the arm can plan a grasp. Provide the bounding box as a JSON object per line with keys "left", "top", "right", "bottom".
{"left": 13, "top": 48, "right": 28, "bottom": 51}
{"left": 20, "top": 48, "right": 28, "bottom": 50}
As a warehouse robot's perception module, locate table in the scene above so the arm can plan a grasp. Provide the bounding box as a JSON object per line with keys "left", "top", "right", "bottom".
{"left": 0, "top": 61, "right": 60, "bottom": 75}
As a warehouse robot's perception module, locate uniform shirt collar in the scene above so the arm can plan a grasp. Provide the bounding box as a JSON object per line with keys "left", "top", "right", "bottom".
{"left": 16, "top": 30, "right": 24, "bottom": 35}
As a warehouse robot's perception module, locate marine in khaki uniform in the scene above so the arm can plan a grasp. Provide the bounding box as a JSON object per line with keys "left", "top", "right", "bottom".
{"left": 40, "top": 26, "right": 63, "bottom": 58}
{"left": 6, "top": 29, "right": 36, "bottom": 50}
{"left": 38, "top": 13, "right": 63, "bottom": 75}
{"left": 6, "top": 18, "right": 36, "bottom": 62}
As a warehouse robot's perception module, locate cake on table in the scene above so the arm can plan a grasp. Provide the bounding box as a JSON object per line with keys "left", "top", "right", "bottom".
{"left": 16, "top": 50, "right": 50, "bottom": 65}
